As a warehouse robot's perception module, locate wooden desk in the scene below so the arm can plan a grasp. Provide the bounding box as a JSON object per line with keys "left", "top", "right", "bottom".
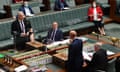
{"left": 26, "top": 41, "right": 45, "bottom": 49}
{"left": 53, "top": 53, "right": 67, "bottom": 68}
{"left": 53, "top": 52, "right": 87, "bottom": 68}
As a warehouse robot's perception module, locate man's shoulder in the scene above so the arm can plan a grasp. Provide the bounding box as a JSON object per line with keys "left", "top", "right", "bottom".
{"left": 72, "top": 39, "right": 82, "bottom": 44}
{"left": 12, "top": 20, "right": 18, "bottom": 23}
{"left": 75, "top": 39, "right": 82, "bottom": 42}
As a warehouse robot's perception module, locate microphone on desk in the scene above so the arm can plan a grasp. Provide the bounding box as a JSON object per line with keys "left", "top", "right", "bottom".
{"left": 40, "top": 46, "right": 48, "bottom": 52}
{"left": 92, "top": 31, "right": 99, "bottom": 36}
{"left": 91, "top": 31, "right": 100, "bottom": 40}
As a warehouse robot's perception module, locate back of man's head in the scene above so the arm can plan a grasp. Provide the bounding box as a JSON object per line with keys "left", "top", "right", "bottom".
{"left": 69, "top": 30, "right": 77, "bottom": 39}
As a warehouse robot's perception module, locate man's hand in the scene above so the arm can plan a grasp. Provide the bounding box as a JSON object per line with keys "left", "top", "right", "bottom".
{"left": 20, "top": 33, "right": 27, "bottom": 37}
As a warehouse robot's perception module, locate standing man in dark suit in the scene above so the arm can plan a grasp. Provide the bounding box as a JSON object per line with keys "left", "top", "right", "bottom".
{"left": 19, "top": 1, "right": 34, "bottom": 16}
{"left": 46, "top": 22, "right": 63, "bottom": 44}
{"left": 11, "top": 11, "right": 34, "bottom": 50}
{"left": 66, "top": 30, "right": 83, "bottom": 72}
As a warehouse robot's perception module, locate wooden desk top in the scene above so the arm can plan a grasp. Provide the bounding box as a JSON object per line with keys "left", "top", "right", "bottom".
{"left": 26, "top": 41, "right": 45, "bottom": 48}
{"left": 54, "top": 53, "right": 67, "bottom": 61}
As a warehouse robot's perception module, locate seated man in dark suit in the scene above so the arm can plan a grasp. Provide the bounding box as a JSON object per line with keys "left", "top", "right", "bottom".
{"left": 66, "top": 30, "right": 83, "bottom": 72}
{"left": 11, "top": 11, "right": 35, "bottom": 50}
{"left": 84, "top": 48, "right": 108, "bottom": 72}
{"left": 19, "top": 1, "right": 34, "bottom": 16}
{"left": 46, "top": 22, "right": 63, "bottom": 44}
{"left": 54, "top": 0, "right": 69, "bottom": 11}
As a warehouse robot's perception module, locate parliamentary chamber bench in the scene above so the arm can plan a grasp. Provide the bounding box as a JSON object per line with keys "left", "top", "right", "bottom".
{"left": 0, "top": 4, "right": 110, "bottom": 49}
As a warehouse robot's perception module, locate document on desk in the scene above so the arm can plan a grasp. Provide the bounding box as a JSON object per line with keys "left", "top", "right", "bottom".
{"left": 107, "top": 50, "right": 115, "bottom": 55}
{"left": 83, "top": 50, "right": 115, "bottom": 61}
{"left": 83, "top": 51, "right": 92, "bottom": 61}
{"left": 46, "top": 39, "right": 70, "bottom": 49}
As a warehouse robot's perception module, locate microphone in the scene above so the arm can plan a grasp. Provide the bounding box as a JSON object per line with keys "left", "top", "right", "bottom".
{"left": 92, "top": 31, "right": 99, "bottom": 35}
{"left": 13, "top": 31, "right": 17, "bottom": 36}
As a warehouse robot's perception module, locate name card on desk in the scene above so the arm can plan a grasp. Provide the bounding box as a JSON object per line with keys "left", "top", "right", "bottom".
{"left": 46, "top": 39, "right": 70, "bottom": 49}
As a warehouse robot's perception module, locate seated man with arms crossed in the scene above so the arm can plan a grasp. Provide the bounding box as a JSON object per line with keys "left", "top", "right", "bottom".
{"left": 46, "top": 22, "right": 63, "bottom": 44}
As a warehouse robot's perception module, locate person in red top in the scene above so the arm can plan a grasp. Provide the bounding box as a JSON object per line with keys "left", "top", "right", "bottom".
{"left": 13, "top": 0, "right": 30, "bottom": 3}
{"left": 13, "top": 0, "right": 24, "bottom": 3}
{"left": 88, "top": 1, "right": 105, "bottom": 35}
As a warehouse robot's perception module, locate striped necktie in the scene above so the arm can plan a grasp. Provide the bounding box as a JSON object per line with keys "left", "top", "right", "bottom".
{"left": 50, "top": 30, "right": 56, "bottom": 41}
{"left": 20, "top": 21, "right": 25, "bottom": 33}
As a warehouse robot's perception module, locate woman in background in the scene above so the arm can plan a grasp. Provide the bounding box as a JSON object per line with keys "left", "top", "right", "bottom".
{"left": 88, "top": 1, "right": 106, "bottom": 35}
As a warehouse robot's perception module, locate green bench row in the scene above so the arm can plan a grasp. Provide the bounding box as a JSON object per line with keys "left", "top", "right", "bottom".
{"left": 29, "top": 4, "right": 92, "bottom": 38}
{"left": 0, "top": 4, "right": 94, "bottom": 48}
{"left": 10, "top": 1, "right": 44, "bottom": 17}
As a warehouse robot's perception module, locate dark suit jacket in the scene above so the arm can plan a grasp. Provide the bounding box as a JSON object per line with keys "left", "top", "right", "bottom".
{"left": 19, "top": 5, "right": 34, "bottom": 16}
{"left": 85, "top": 49, "right": 108, "bottom": 72}
{"left": 11, "top": 19, "right": 32, "bottom": 44}
{"left": 54, "top": 0, "right": 69, "bottom": 10}
{"left": 67, "top": 39, "right": 83, "bottom": 72}
{"left": 47, "top": 28, "right": 63, "bottom": 41}
{"left": 11, "top": 19, "right": 32, "bottom": 36}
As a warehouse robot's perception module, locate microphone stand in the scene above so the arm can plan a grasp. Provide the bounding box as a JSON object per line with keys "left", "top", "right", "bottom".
{"left": 41, "top": 46, "right": 48, "bottom": 72}
{"left": 13, "top": 35, "right": 17, "bottom": 50}
{"left": 13, "top": 31, "right": 17, "bottom": 50}
{"left": 44, "top": 46, "right": 48, "bottom": 71}
{"left": 92, "top": 32, "right": 100, "bottom": 41}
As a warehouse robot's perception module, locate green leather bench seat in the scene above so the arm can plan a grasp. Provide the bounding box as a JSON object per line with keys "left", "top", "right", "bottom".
{"left": 33, "top": 4, "right": 92, "bottom": 38}
{"left": 50, "top": 0, "right": 76, "bottom": 10}
{"left": 0, "top": 20, "right": 13, "bottom": 48}
{"left": 0, "top": 39, "right": 13, "bottom": 49}
{"left": 34, "top": 22, "right": 94, "bottom": 39}
{"left": 10, "top": 1, "right": 44, "bottom": 16}
{"left": 60, "top": 21, "right": 94, "bottom": 33}
{"left": 101, "top": 44, "right": 120, "bottom": 53}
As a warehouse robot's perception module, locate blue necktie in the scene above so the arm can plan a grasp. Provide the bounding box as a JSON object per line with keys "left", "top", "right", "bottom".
{"left": 51, "top": 30, "right": 56, "bottom": 40}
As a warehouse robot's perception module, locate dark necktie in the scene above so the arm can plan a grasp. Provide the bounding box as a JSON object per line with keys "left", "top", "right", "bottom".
{"left": 20, "top": 21, "right": 25, "bottom": 33}
{"left": 50, "top": 30, "right": 56, "bottom": 41}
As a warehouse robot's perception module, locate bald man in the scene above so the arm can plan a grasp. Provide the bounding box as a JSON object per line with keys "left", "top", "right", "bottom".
{"left": 11, "top": 11, "right": 34, "bottom": 50}
{"left": 66, "top": 30, "right": 83, "bottom": 72}
{"left": 46, "top": 22, "right": 63, "bottom": 44}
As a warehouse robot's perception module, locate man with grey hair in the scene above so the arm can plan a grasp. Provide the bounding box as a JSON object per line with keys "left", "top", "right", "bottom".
{"left": 46, "top": 22, "right": 63, "bottom": 44}
{"left": 11, "top": 11, "right": 34, "bottom": 50}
